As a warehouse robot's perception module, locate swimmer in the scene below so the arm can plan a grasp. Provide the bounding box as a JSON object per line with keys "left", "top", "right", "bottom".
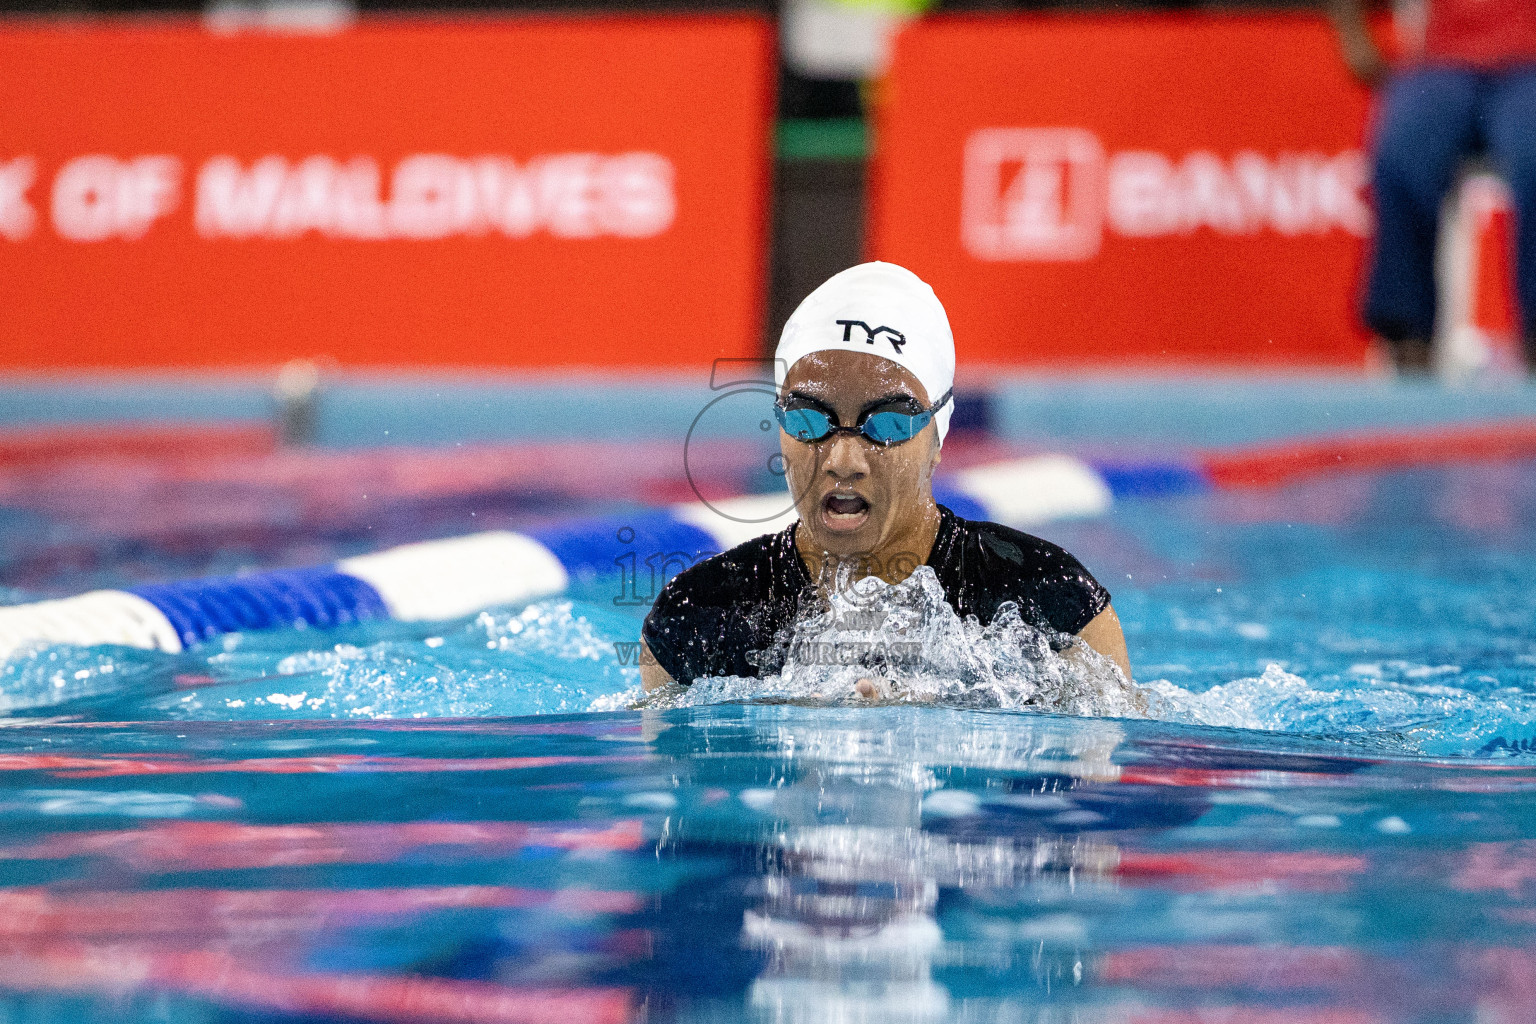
{"left": 640, "top": 262, "right": 1131, "bottom": 699}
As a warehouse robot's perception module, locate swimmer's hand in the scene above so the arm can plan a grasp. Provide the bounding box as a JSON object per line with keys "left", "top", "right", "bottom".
{"left": 854, "top": 676, "right": 893, "bottom": 700}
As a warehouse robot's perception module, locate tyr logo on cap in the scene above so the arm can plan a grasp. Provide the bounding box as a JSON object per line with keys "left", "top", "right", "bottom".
{"left": 836, "top": 319, "right": 906, "bottom": 354}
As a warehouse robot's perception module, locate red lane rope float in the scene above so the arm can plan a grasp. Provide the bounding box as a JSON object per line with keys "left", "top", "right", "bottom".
{"left": 0, "top": 423, "right": 276, "bottom": 469}
{"left": 1203, "top": 418, "right": 1536, "bottom": 490}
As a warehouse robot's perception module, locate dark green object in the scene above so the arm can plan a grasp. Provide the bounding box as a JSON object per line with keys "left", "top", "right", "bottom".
{"left": 776, "top": 118, "right": 868, "bottom": 162}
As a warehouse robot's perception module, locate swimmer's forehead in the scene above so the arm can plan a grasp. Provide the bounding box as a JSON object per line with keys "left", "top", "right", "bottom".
{"left": 780, "top": 350, "right": 931, "bottom": 406}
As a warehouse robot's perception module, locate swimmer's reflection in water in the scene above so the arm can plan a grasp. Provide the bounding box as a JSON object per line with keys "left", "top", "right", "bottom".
{"left": 642, "top": 711, "right": 1155, "bottom": 1020}
{"left": 640, "top": 262, "right": 1133, "bottom": 705}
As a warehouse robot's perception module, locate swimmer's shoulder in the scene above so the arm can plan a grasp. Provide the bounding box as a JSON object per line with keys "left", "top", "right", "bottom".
{"left": 643, "top": 524, "right": 805, "bottom": 685}
{"left": 935, "top": 505, "right": 1109, "bottom": 631}
{"left": 653, "top": 524, "right": 804, "bottom": 610}
{"left": 956, "top": 513, "right": 1089, "bottom": 571}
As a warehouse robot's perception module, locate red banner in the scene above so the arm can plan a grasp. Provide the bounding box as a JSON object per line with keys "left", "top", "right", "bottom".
{"left": 0, "top": 17, "right": 772, "bottom": 369}
{"left": 870, "top": 14, "right": 1376, "bottom": 368}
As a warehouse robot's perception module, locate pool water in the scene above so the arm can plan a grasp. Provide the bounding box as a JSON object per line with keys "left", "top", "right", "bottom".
{"left": 1, "top": 453, "right": 1535, "bottom": 1021}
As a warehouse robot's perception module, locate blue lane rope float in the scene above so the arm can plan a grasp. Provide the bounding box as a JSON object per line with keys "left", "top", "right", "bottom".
{"left": 0, "top": 455, "right": 1115, "bottom": 660}
{"left": 133, "top": 568, "right": 390, "bottom": 648}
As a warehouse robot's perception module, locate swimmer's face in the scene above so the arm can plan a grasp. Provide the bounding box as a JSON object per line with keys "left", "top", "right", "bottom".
{"left": 779, "top": 349, "right": 942, "bottom": 560}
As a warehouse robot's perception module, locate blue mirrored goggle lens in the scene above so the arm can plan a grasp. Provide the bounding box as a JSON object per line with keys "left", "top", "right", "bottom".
{"left": 776, "top": 405, "right": 834, "bottom": 442}
{"left": 775, "top": 404, "right": 932, "bottom": 445}
{"left": 862, "top": 409, "right": 929, "bottom": 444}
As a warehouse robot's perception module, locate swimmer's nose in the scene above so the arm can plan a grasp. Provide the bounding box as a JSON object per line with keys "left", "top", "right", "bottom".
{"left": 820, "top": 431, "right": 870, "bottom": 479}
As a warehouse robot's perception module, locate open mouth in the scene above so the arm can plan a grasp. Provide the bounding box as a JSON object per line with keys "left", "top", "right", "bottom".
{"left": 820, "top": 491, "right": 871, "bottom": 532}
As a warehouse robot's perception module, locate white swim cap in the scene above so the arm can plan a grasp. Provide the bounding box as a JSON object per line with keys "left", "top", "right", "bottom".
{"left": 775, "top": 261, "right": 957, "bottom": 444}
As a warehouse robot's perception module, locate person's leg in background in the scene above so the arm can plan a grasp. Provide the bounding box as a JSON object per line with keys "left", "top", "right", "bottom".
{"left": 1364, "top": 68, "right": 1480, "bottom": 372}
{"left": 1483, "top": 63, "right": 1536, "bottom": 369}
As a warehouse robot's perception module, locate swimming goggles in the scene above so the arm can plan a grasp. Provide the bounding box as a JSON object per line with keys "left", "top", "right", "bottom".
{"left": 774, "top": 389, "right": 953, "bottom": 447}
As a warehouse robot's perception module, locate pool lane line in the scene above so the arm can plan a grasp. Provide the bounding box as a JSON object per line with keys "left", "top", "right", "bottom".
{"left": 1089, "top": 416, "right": 1536, "bottom": 497}
{"left": 0, "top": 454, "right": 1110, "bottom": 660}
{"left": 1201, "top": 416, "right": 1536, "bottom": 489}
{"left": 0, "top": 422, "right": 276, "bottom": 469}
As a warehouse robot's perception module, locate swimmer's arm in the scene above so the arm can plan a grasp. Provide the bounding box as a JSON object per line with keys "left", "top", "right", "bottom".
{"left": 640, "top": 639, "right": 676, "bottom": 693}
{"left": 1077, "top": 605, "right": 1132, "bottom": 681}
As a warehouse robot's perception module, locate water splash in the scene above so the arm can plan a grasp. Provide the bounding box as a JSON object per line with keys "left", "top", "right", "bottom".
{"left": 1145, "top": 663, "right": 1536, "bottom": 758}
{"left": 0, "top": 642, "right": 161, "bottom": 712}
{"left": 157, "top": 601, "right": 639, "bottom": 720}
{"left": 605, "top": 567, "right": 1536, "bottom": 759}
{"left": 629, "top": 567, "right": 1146, "bottom": 718}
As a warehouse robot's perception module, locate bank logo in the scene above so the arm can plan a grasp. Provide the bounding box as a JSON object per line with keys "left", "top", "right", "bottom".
{"left": 962, "top": 126, "right": 1370, "bottom": 263}
{"left": 962, "top": 127, "right": 1107, "bottom": 262}
{"left": 835, "top": 319, "right": 906, "bottom": 354}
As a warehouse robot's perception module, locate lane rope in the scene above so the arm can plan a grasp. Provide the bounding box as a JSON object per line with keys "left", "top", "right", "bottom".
{"left": 0, "top": 455, "right": 1110, "bottom": 660}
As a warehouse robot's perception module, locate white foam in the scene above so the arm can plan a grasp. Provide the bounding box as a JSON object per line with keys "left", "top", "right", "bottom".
{"left": 209, "top": 600, "right": 636, "bottom": 720}
{"left": 1144, "top": 663, "right": 1536, "bottom": 756}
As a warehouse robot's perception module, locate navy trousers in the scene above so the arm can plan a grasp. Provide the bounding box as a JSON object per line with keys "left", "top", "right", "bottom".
{"left": 1365, "top": 64, "right": 1536, "bottom": 348}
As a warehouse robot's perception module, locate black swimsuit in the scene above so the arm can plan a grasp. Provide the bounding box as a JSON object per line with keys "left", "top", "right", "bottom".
{"left": 642, "top": 504, "right": 1111, "bottom": 685}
